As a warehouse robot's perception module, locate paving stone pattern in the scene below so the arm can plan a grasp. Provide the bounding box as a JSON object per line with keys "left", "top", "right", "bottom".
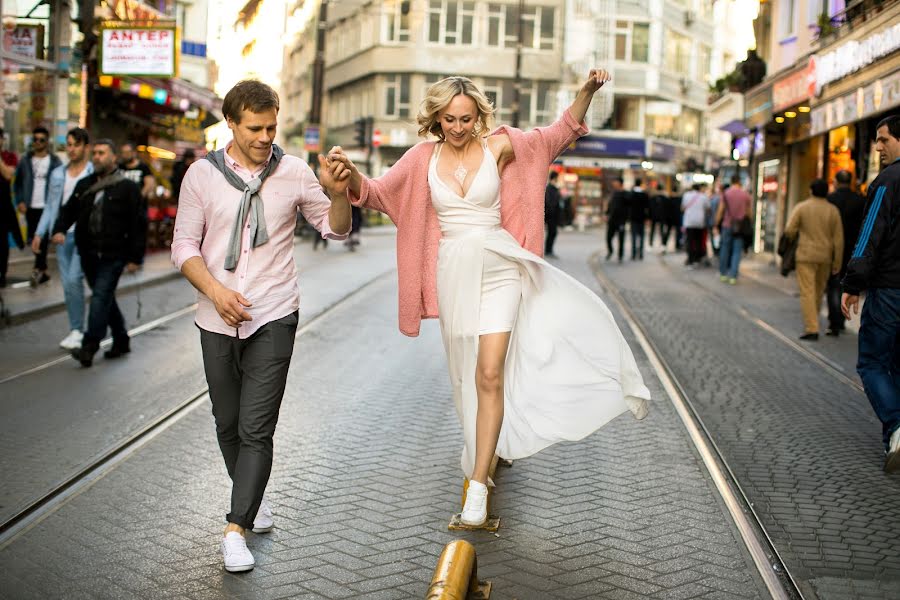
{"left": 596, "top": 249, "right": 900, "bottom": 600}
{"left": 1, "top": 234, "right": 765, "bottom": 599}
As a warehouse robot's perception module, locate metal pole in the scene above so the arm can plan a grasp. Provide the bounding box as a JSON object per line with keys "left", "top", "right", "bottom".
{"left": 511, "top": 0, "right": 524, "bottom": 128}
{"left": 308, "top": 0, "right": 328, "bottom": 165}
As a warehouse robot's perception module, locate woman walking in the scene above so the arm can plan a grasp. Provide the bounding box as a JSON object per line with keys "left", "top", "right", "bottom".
{"left": 327, "top": 70, "right": 649, "bottom": 526}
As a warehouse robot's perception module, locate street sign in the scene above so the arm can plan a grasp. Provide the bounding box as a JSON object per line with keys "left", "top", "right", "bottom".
{"left": 304, "top": 125, "right": 320, "bottom": 152}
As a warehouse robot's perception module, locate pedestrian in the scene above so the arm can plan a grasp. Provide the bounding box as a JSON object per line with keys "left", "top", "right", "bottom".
{"left": 661, "top": 191, "right": 682, "bottom": 253}
{"left": 119, "top": 141, "right": 156, "bottom": 203}
{"left": 328, "top": 70, "right": 649, "bottom": 527}
{"left": 170, "top": 148, "right": 197, "bottom": 203}
{"left": 0, "top": 128, "right": 23, "bottom": 288}
{"left": 784, "top": 179, "right": 843, "bottom": 340}
{"left": 170, "top": 80, "right": 351, "bottom": 572}
{"left": 346, "top": 204, "right": 362, "bottom": 251}
{"left": 841, "top": 114, "right": 900, "bottom": 473}
{"left": 648, "top": 183, "right": 666, "bottom": 249}
{"left": 32, "top": 128, "right": 94, "bottom": 350}
{"left": 681, "top": 183, "right": 709, "bottom": 267}
{"left": 628, "top": 178, "right": 649, "bottom": 260}
{"left": 52, "top": 139, "right": 145, "bottom": 366}
{"left": 825, "top": 169, "right": 865, "bottom": 336}
{"left": 707, "top": 182, "right": 722, "bottom": 256}
{"left": 544, "top": 170, "right": 561, "bottom": 258}
{"left": 14, "top": 126, "right": 62, "bottom": 287}
{"left": 605, "top": 177, "right": 628, "bottom": 262}
{"left": 715, "top": 174, "right": 751, "bottom": 284}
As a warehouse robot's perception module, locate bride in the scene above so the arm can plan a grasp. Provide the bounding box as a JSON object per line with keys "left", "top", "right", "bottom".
{"left": 326, "top": 69, "right": 650, "bottom": 526}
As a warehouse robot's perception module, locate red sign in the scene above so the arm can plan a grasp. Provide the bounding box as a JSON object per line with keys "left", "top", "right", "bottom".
{"left": 372, "top": 129, "right": 382, "bottom": 147}
{"left": 772, "top": 62, "right": 816, "bottom": 112}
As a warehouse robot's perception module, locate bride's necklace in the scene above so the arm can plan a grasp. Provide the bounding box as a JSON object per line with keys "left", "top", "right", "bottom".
{"left": 448, "top": 140, "right": 474, "bottom": 185}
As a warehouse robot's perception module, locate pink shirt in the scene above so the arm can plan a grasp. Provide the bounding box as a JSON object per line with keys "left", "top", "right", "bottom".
{"left": 722, "top": 186, "right": 751, "bottom": 228}
{"left": 171, "top": 144, "right": 347, "bottom": 338}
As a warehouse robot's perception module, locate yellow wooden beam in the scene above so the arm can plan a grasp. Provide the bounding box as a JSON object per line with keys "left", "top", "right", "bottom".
{"left": 425, "top": 540, "right": 492, "bottom": 600}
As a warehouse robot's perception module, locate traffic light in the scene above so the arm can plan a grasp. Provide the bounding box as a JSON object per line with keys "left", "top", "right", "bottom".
{"left": 354, "top": 117, "right": 367, "bottom": 147}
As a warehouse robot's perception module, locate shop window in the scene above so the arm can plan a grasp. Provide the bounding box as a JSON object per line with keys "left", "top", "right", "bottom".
{"left": 827, "top": 125, "right": 855, "bottom": 185}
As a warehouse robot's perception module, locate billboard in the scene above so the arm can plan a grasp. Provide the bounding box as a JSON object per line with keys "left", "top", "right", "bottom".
{"left": 100, "top": 27, "right": 177, "bottom": 77}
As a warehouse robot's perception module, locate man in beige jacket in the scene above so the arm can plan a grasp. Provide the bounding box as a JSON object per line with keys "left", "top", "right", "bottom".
{"left": 785, "top": 179, "right": 844, "bottom": 340}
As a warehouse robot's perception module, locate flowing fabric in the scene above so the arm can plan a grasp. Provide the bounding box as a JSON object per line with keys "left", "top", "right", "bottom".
{"left": 429, "top": 142, "right": 650, "bottom": 478}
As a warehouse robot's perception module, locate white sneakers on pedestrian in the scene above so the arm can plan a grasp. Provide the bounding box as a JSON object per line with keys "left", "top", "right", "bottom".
{"left": 59, "top": 330, "right": 83, "bottom": 350}
{"left": 460, "top": 480, "right": 489, "bottom": 526}
{"left": 221, "top": 531, "right": 254, "bottom": 572}
{"left": 885, "top": 428, "right": 900, "bottom": 473}
{"left": 252, "top": 497, "right": 274, "bottom": 533}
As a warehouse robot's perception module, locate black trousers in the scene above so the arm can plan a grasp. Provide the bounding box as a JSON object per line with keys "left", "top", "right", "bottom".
{"left": 630, "top": 220, "right": 645, "bottom": 259}
{"left": 826, "top": 273, "right": 845, "bottom": 331}
{"left": 199, "top": 311, "right": 299, "bottom": 530}
{"left": 607, "top": 221, "right": 625, "bottom": 260}
{"left": 25, "top": 208, "right": 48, "bottom": 271}
{"left": 545, "top": 222, "right": 558, "bottom": 255}
{"left": 685, "top": 228, "right": 706, "bottom": 264}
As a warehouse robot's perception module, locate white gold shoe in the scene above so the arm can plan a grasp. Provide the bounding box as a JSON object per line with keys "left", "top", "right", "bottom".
{"left": 221, "top": 531, "right": 254, "bottom": 572}
{"left": 252, "top": 497, "right": 274, "bottom": 533}
{"left": 886, "top": 428, "right": 900, "bottom": 473}
{"left": 460, "top": 480, "right": 488, "bottom": 526}
{"left": 59, "top": 330, "right": 83, "bottom": 350}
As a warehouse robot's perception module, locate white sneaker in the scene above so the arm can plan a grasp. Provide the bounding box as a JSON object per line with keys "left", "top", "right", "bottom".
{"left": 59, "top": 330, "right": 83, "bottom": 350}
{"left": 252, "top": 497, "right": 274, "bottom": 533}
{"left": 221, "top": 531, "right": 254, "bottom": 572}
{"left": 460, "top": 480, "right": 488, "bottom": 526}
{"left": 885, "top": 428, "right": 900, "bottom": 474}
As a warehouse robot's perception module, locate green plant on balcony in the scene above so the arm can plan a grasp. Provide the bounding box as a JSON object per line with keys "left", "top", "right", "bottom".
{"left": 815, "top": 12, "right": 838, "bottom": 40}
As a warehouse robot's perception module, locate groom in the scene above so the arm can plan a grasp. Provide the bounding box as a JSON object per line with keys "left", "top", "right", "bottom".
{"left": 171, "top": 80, "right": 351, "bottom": 572}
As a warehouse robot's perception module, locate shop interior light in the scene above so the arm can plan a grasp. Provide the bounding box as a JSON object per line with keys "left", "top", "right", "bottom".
{"left": 142, "top": 145, "right": 177, "bottom": 160}
{"left": 99, "top": 75, "right": 113, "bottom": 87}
{"left": 785, "top": 111, "right": 797, "bottom": 118}
{"left": 775, "top": 116, "right": 785, "bottom": 123}
{"left": 641, "top": 161, "right": 654, "bottom": 170}
{"left": 798, "top": 106, "right": 810, "bottom": 112}
{"left": 732, "top": 148, "right": 740, "bottom": 160}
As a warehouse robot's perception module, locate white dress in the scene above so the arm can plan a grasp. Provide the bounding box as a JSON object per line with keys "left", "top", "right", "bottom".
{"left": 428, "top": 141, "right": 650, "bottom": 479}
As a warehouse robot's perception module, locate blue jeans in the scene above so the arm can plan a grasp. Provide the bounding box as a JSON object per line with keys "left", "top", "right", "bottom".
{"left": 857, "top": 287, "right": 900, "bottom": 450}
{"left": 81, "top": 254, "right": 127, "bottom": 348}
{"left": 57, "top": 232, "right": 85, "bottom": 332}
{"left": 718, "top": 227, "right": 744, "bottom": 279}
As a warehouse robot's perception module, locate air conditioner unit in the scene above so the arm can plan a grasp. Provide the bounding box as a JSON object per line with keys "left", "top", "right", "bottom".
{"left": 684, "top": 10, "right": 695, "bottom": 25}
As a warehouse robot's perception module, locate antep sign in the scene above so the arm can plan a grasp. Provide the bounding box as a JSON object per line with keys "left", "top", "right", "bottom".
{"left": 100, "top": 27, "right": 177, "bottom": 77}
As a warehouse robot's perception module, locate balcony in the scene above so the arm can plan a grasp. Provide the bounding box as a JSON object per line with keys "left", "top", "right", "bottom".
{"left": 816, "top": 0, "right": 899, "bottom": 45}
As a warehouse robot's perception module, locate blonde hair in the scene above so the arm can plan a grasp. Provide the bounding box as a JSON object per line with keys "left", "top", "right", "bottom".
{"left": 417, "top": 76, "right": 495, "bottom": 140}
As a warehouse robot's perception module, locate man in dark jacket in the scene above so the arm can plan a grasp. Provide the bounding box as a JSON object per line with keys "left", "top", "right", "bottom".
{"left": 53, "top": 139, "right": 146, "bottom": 367}
{"left": 544, "top": 171, "right": 562, "bottom": 258}
{"left": 628, "top": 178, "right": 650, "bottom": 260}
{"left": 825, "top": 169, "right": 865, "bottom": 335}
{"left": 841, "top": 114, "right": 900, "bottom": 473}
{"left": 0, "top": 128, "right": 23, "bottom": 287}
{"left": 606, "top": 177, "right": 628, "bottom": 262}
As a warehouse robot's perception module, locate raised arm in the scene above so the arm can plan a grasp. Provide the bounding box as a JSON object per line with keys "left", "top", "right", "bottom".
{"left": 567, "top": 69, "right": 611, "bottom": 125}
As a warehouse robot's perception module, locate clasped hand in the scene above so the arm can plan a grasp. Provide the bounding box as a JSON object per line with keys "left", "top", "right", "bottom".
{"left": 316, "top": 146, "right": 354, "bottom": 194}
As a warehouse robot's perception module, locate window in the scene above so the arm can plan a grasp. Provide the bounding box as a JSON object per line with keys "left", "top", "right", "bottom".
{"left": 698, "top": 44, "right": 711, "bottom": 82}
{"left": 645, "top": 106, "right": 701, "bottom": 145}
{"left": 779, "top": 0, "right": 796, "bottom": 39}
{"left": 482, "top": 78, "right": 515, "bottom": 123}
{"left": 664, "top": 29, "right": 691, "bottom": 75}
{"left": 384, "top": 74, "right": 411, "bottom": 118}
{"left": 699, "top": 0, "right": 714, "bottom": 18}
{"left": 485, "top": 3, "right": 554, "bottom": 50}
{"left": 383, "top": 0, "right": 410, "bottom": 43}
{"left": 427, "top": 0, "right": 475, "bottom": 45}
{"left": 614, "top": 21, "right": 650, "bottom": 62}
{"left": 482, "top": 78, "right": 552, "bottom": 126}
{"left": 613, "top": 97, "right": 641, "bottom": 131}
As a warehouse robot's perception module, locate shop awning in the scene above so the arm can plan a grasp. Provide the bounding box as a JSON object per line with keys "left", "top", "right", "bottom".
{"left": 98, "top": 74, "right": 222, "bottom": 119}
{"left": 718, "top": 119, "right": 750, "bottom": 136}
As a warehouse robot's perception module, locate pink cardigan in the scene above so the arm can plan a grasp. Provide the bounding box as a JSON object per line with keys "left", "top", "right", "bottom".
{"left": 350, "top": 109, "right": 589, "bottom": 336}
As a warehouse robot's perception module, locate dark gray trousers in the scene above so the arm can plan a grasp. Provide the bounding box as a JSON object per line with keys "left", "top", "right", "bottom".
{"left": 199, "top": 311, "right": 298, "bottom": 529}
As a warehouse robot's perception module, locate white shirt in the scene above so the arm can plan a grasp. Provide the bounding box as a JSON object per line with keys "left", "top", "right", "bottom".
{"left": 681, "top": 191, "right": 709, "bottom": 228}
{"left": 62, "top": 164, "right": 91, "bottom": 233}
{"left": 30, "top": 155, "right": 51, "bottom": 209}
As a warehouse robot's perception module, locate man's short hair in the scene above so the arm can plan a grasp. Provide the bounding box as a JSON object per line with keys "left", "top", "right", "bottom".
{"left": 634, "top": 178, "right": 643, "bottom": 186}
{"left": 876, "top": 115, "right": 900, "bottom": 140}
{"left": 222, "top": 80, "right": 280, "bottom": 123}
{"left": 730, "top": 174, "right": 741, "bottom": 185}
{"left": 810, "top": 178, "right": 828, "bottom": 198}
{"left": 692, "top": 183, "right": 701, "bottom": 191}
{"left": 548, "top": 171, "right": 558, "bottom": 181}
{"left": 33, "top": 126, "right": 49, "bottom": 137}
{"left": 183, "top": 149, "right": 196, "bottom": 160}
{"left": 835, "top": 170, "right": 852, "bottom": 185}
{"left": 67, "top": 128, "right": 90, "bottom": 145}
{"left": 94, "top": 138, "right": 117, "bottom": 155}
{"left": 120, "top": 141, "right": 136, "bottom": 151}
{"left": 614, "top": 177, "right": 624, "bottom": 185}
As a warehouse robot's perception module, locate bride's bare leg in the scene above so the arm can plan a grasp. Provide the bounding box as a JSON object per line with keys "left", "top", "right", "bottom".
{"left": 471, "top": 331, "right": 512, "bottom": 484}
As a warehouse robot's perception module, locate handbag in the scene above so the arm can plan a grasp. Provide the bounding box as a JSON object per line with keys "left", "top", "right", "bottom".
{"left": 723, "top": 193, "right": 752, "bottom": 238}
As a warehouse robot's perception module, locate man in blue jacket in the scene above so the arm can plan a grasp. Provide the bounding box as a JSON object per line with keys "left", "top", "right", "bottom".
{"left": 842, "top": 114, "right": 900, "bottom": 473}
{"left": 33, "top": 128, "right": 94, "bottom": 350}
{"left": 14, "top": 126, "right": 62, "bottom": 286}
